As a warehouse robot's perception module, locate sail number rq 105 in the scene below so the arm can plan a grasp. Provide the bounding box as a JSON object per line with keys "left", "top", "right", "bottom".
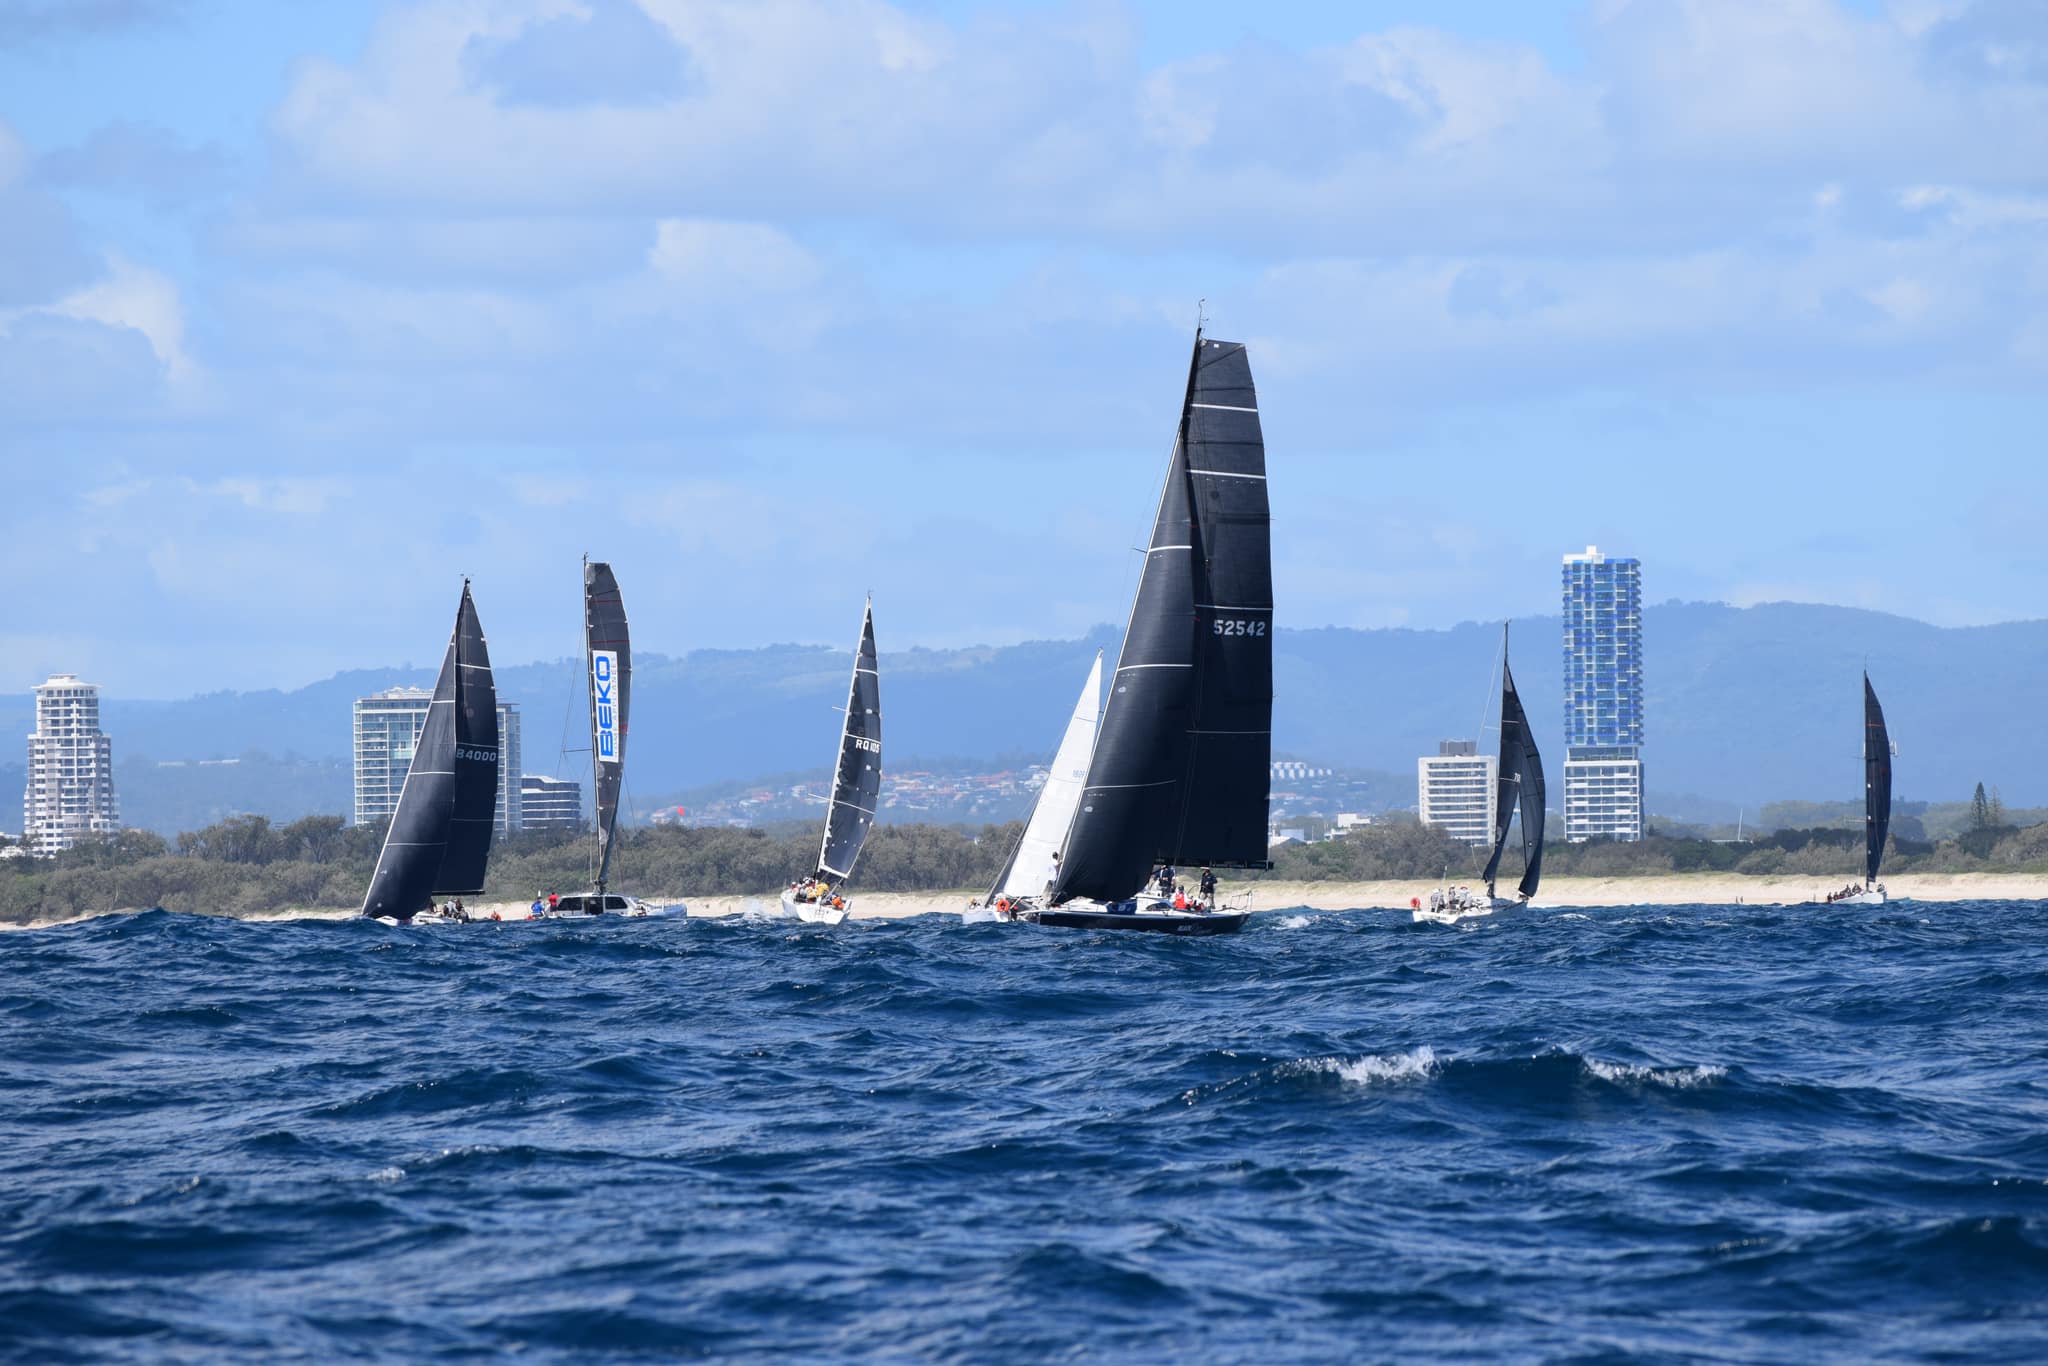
{"left": 1211, "top": 619, "right": 1267, "bottom": 637}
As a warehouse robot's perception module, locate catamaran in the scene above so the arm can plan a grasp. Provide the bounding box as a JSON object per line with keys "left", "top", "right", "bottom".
{"left": 534, "top": 558, "right": 684, "bottom": 920}
{"left": 781, "top": 599, "right": 882, "bottom": 925}
{"left": 362, "top": 581, "right": 500, "bottom": 926}
{"left": 1023, "top": 328, "right": 1273, "bottom": 936}
{"left": 1418, "top": 624, "right": 1547, "bottom": 923}
{"left": 1822, "top": 673, "right": 1893, "bottom": 906}
{"left": 972, "top": 651, "right": 1103, "bottom": 920}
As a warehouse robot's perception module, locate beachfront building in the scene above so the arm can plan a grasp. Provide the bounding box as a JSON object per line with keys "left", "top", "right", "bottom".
{"left": 1418, "top": 740, "right": 1496, "bottom": 845}
{"left": 521, "top": 775, "right": 582, "bottom": 831}
{"left": 351, "top": 687, "right": 523, "bottom": 835}
{"left": 1561, "top": 545, "right": 1644, "bottom": 841}
{"left": 23, "top": 674, "right": 120, "bottom": 856}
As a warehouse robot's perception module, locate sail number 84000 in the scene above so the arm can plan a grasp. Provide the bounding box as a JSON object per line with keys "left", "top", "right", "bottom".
{"left": 1212, "top": 619, "right": 1267, "bottom": 637}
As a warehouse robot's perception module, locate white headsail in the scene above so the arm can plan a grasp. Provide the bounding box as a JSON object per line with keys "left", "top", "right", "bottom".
{"left": 995, "top": 652, "right": 1103, "bottom": 901}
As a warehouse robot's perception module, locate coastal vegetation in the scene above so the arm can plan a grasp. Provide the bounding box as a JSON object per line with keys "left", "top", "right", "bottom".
{"left": 7, "top": 808, "right": 2048, "bottom": 925}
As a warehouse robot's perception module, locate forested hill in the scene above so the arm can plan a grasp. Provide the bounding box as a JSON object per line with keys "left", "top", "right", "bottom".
{"left": 5, "top": 602, "right": 2045, "bottom": 818}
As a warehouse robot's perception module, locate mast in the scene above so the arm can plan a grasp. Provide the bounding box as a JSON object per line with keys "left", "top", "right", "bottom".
{"left": 583, "top": 557, "right": 630, "bottom": 892}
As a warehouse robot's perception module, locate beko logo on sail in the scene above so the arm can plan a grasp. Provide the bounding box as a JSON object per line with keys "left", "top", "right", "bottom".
{"left": 593, "top": 651, "right": 620, "bottom": 763}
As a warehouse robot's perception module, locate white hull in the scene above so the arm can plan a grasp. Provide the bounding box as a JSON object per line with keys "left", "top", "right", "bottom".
{"left": 783, "top": 889, "right": 849, "bottom": 924}
{"left": 1830, "top": 889, "right": 1887, "bottom": 906}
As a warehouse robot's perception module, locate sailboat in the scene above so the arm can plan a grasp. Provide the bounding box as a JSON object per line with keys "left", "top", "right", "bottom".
{"left": 971, "top": 651, "right": 1103, "bottom": 920}
{"left": 1417, "top": 624, "right": 1546, "bottom": 923}
{"left": 536, "top": 558, "right": 685, "bottom": 920}
{"left": 1825, "top": 674, "right": 1893, "bottom": 906}
{"left": 781, "top": 599, "right": 881, "bottom": 925}
{"left": 1023, "top": 328, "right": 1272, "bottom": 936}
{"left": 362, "top": 581, "right": 500, "bottom": 926}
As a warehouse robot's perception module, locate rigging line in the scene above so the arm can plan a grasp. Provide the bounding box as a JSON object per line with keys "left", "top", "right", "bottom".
{"left": 1472, "top": 622, "right": 1506, "bottom": 750}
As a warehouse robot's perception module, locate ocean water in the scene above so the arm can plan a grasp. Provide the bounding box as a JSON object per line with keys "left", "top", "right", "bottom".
{"left": 5, "top": 901, "right": 2048, "bottom": 1363}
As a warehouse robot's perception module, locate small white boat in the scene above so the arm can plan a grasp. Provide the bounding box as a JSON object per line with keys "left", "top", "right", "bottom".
{"left": 777, "top": 600, "right": 881, "bottom": 929}
{"left": 783, "top": 888, "right": 850, "bottom": 924}
{"left": 1414, "top": 625, "right": 1547, "bottom": 927}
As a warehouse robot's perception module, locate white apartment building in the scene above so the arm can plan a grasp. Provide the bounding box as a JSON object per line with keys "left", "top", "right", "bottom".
{"left": 1418, "top": 740, "right": 1496, "bottom": 845}
{"left": 351, "top": 687, "right": 523, "bottom": 835}
{"left": 24, "top": 674, "right": 119, "bottom": 856}
{"left": 1561, "top": 752, "right": 1645, "bottom": 842}
{"left": 521, "top": 774, "right": 582, "bottom": 831}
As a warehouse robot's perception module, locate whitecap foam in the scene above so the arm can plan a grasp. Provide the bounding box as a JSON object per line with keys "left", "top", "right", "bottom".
{"left": 1583, "top": 1058, "right": 1726, "bottom": 1089}
{"left": 1298, "top": 1046, "right": 1439, "bottom": 1087}
{"left": 368, "top": 1166, "right": 405, "bottom": 1184}
{"left": 1275, "top": 914, "right": 1314, "bottom": 930}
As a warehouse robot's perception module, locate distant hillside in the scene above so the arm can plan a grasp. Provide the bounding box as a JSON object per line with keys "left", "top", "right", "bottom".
{"left": 3, "top": 602, "right": 2044, "bottom": 829}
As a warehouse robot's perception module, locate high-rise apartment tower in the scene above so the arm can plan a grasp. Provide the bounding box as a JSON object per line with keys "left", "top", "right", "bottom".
{"left": 351, "top": 687, "right": 523, "bottom": 835}
{"left": 1561, "top": 546, "right": 1644, "bottom": 841}
{"left": 23, "top": 674, "right": 120, "bottom": 855}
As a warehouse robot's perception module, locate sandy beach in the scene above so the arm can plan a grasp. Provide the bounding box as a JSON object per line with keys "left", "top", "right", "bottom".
{"left": 9, "top": 872, "right": 2046, "bottom": 932}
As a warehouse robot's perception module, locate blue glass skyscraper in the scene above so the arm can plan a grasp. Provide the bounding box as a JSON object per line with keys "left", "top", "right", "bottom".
{"left": 1561, "top": 546, "right": 1644, "bottom": 840}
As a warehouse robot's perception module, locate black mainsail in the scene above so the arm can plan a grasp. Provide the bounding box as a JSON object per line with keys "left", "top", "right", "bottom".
{"left": 817, "top": 600, "right": 882, "bottom": 883}
{"left": 1050, "top": 332, "right": 1272, "bottom": 905}
{"left": 1480, "top": 627, "right": 1546, "bottom": 901}
{"left": 361, "top": 581, "right": 500, "bottom": 921}
{"left": 1864, "top": 673, "right": 1892, "bottom": 884}
{"left": 584, "top": 558, "right": 629, "bottom": 892}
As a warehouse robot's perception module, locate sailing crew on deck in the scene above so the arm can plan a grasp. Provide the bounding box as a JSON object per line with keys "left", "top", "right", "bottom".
{"left": 1156, "top": 865, "right": 1176, "bottom": 898}
{"left": 1200, "top": 867, "right": 1217, "bottom": 903}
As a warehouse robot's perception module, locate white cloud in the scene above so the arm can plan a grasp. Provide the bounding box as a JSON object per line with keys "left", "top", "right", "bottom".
{"left": 48, "top": 254, "right": 196, "bottom": 384}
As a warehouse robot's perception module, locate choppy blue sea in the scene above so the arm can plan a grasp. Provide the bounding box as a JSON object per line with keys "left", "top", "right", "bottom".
{"left": 5, "top": 901, "right": 2048, "bottom": 1363}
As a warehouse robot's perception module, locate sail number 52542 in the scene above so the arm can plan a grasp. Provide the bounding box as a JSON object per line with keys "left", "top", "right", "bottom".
{"left": 1212, "top": 619, "right": 1267, "bottom": 637}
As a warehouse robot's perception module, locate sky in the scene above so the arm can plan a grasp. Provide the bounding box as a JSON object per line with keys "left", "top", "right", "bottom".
{"left": 1, "top": 0, "right": 2044, "bottom": 699}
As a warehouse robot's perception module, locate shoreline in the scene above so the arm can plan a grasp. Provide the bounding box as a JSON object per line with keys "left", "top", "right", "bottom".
{"left": 6, "top": 872, "right": 2045, "bottom": 931}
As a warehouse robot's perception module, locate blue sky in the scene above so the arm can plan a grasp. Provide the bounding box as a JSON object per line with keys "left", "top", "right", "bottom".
{"left": 2, "top": 0, "right": 2044, "bottom": 698}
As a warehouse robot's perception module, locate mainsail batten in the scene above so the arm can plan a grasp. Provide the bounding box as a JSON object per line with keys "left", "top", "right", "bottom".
{"left": 361, "top": 583, "right": 499, "bottom": 920}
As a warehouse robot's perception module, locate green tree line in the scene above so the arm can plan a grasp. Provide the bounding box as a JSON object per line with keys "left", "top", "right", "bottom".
{"left": 0, "top": 815, "right": 1022, "bottom": 925}
{"left": 8, "top": 799, "right": 2048, "bottom": 926}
